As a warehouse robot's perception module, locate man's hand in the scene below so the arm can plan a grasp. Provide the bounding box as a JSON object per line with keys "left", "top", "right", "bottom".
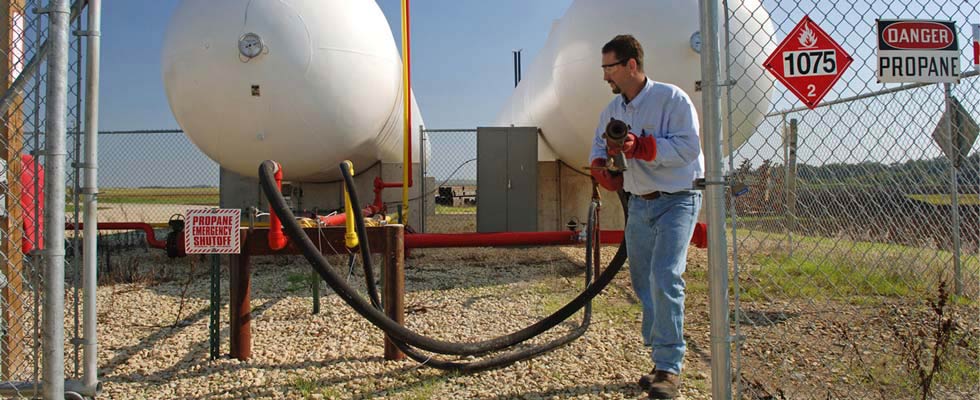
{"left": 608, "top": 133, "right": 657, "bottom": 161}
{"left": 590, "top": 158, "right": 623, "bottom": 191}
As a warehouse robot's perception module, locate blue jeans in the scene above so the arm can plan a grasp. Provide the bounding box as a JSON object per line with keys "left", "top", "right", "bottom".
{"left": 625, "top": 191, "right": 701, "bottom": 375}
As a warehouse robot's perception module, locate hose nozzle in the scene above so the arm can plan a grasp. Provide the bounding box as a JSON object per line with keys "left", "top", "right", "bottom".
{"left": 602, "top": 118, "right": 629, "bottom": 172}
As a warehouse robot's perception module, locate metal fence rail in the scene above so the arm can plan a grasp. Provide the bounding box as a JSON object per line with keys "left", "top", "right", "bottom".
{"left": 723, "top": 1, "right": 979, "bottom": 399}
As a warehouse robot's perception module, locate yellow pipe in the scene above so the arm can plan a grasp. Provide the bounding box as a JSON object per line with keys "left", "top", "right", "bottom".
{"left": 400, "top": 0, "right": 411, "bottom": 224}
{"left": 343, "top": 160, "right": 359, "bottom": 249}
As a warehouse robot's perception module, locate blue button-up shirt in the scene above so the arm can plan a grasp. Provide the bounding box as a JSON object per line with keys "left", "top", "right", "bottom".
{"left": 589, "top": 79, "right": 704, "bottom": 194}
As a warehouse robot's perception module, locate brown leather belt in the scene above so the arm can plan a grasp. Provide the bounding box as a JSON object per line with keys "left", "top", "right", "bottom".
{"left": 639, "top": 191, "right": 667, "bottom": 200}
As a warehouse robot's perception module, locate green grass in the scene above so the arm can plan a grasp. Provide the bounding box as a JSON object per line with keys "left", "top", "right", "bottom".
{"left": 64, "top": 205, "right": 110, "bottom": 212}
{"left": 739, "top": 227, "right": 980, "bottom": 274}
{"left": 536, "top": 281, "right": 640, "bottom": 324}
{"left": 292, "top": 378, "right": 318, "bottom": 397}
{"left": 843, "top": 330, "right": 980, "bottom": 399}
{"left": 737, "top": 229, "right": 980, "bottom": 304}
{"left": 937, "top": 351, "right": 980, "bottom": 388}
{"left": 400, "top": 377, "right": 441, "bottom": 400}
{"left": 88, "top": 187, "right": 218, "bottom": 205}
{"left": 906, "top": 193, "right": 980, "bottom": 206}
{"left": 435, "top": 204, "right": 476, "bottom": 214}
{"left": 291, "top": 377, "right": 342, "bottom": 399}
{"left": 286, "top": 272, "right": 315, "bottom": 293}
{"left": 741, "top": 253, "right": 924, "bottom": 302}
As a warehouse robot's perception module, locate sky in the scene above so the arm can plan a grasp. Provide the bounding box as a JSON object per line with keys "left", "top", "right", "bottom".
{"left": 98, "top": 0, "right": 575, "bottom": 131}
{"left": 88, "top": 0, "right": 979, "bottom": 187}
{"left": 93, "top": 0, "right": 576, "bottom": 187}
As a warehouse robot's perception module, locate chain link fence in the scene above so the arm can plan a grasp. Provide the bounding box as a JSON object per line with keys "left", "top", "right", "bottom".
{"left": 419, "top": 128, "right": 477, "bottom": 233}
{"left": 725, "top": 1, "right": 979, "bottom": 398}
{"left": 88, "top": 130, "right": 218, "bottom": 224}
{"left": 0, "top": 0, "right": 82, "bottom": 394}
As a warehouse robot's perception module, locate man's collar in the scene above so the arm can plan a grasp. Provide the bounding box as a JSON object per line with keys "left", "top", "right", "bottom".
{"left": 620, "top": 77, "right": 652, "bottom": 107}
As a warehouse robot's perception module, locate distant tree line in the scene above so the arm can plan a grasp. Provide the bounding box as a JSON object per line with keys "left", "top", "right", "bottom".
{"left": 732, "top": 153, "right": 980, "bottom": 192}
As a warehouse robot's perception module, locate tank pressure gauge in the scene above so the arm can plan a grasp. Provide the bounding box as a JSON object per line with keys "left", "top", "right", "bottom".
{"left": 238, "top": 33, "right": 264, "bottom": 59}
{"left": 689, "top": 31, "right": 702, "bottom": 54}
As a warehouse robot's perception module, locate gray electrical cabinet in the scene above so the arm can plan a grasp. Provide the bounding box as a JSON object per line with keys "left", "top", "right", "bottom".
{"left": 477, "top": 127, "right": 538, "bottom": 232}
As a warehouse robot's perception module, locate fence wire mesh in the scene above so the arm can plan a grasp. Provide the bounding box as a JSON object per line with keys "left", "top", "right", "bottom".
{"left": 419, "top": 129, "right": 477, "bottom": 233}
{"left": 0, "top": 0, "right": 71, "bottom": 394}
{"left": 88, "top": 130, "right": 218, "bottom": 224}
{"left": 0, "top": 1, "right": 94, "bottom": 395}
{"left": 725, "top": 1, "right": 979, "bottom": 399}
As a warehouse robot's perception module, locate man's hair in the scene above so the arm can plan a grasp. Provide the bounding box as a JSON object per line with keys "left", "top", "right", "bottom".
{"left": 602, "top": 34, "right": 644, "bottom": 71}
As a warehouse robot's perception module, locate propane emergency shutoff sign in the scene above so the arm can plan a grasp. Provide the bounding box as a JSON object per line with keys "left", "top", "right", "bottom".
{"left": 877, "top": 19, "right": 960, "bottom": 83}
{"left": 185, "top": 209, "right": 241, "bottom": 254}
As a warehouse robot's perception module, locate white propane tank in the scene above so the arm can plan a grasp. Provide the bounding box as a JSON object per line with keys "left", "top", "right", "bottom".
{"left": 162, "top": 0, "right": 424, "bottom": 180}
{"left": 495, "top": 0, "right": 776, "bottom": 166}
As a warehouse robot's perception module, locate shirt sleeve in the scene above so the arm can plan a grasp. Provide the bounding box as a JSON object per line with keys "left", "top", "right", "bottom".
{"left": 589, "top": 108, "right": 610, "bottom": 163}
{"left": 653, "top": 91, "right": 702, "bottom": 168}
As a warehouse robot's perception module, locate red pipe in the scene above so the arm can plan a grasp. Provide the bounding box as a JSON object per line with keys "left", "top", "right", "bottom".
{"left": 268, "top": 162, "right": 288, "bottom": 250}
{"left": 318, "top": 203, "right": 385, "bottom": 226}
{"left": 318, "top": 178, "right": 391, "bottom": 226}
{"left": 374, "top": 176, "right": 400, "bottom": 198}
{"left": 598, "top": 226, "right": 707, "bottom": 248}
{"left": 405, "top": 231, "right": 580, "bottom": 248}
{"left": 402, "top": 227, "right": 704, "bottom": 249}
{"left": 65, "top": 222, "right": 167, "bottom": 249}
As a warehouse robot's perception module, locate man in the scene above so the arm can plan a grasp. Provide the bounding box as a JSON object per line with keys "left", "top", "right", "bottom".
{"left": 589, "top": 34, "right": 704, "bottom": 399}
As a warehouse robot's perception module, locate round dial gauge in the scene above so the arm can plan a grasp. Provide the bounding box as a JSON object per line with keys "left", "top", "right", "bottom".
{"left": 238, "top": 33, "right": 264, "bottom": 59}
{"left": 690, "top": 31, "right": 702, "bottom": 54}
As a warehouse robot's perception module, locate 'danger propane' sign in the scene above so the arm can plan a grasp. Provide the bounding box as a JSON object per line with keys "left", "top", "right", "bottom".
{"left": 185, "top": 208, "right": 241, "bottom": 254}
{"left": 877, "top": 19, "right": 960, "bottom": 83}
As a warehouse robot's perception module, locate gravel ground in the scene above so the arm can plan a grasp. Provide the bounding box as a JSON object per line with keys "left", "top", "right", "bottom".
{"left": 80, "top": 246, "right": 714, "bottom": 400}
{"left": 65, "top": 242, "right": 978, "bottom": 399}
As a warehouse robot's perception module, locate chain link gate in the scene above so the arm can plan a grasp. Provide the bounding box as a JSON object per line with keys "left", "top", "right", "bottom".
{"left": 724, "top": 1, "right": 979, "bottom": 399}
{"left": 0, "top": 0, "right": 91, "bottom": 396}
{"left": 418, "top": 128, "right": 477, "bottom": 233}
{"left": 0, "top": 1, "right": 47, "bottom": 394}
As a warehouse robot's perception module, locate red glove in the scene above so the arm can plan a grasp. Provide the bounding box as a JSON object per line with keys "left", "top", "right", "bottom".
{"left": 691, "top": 222, "right": 708, "bottom": 248}
{"left": 590, "top": 158, "right": 623, "bottom": 191}
{"left": 619, "top": 133, "right": 657, "bottom": 161}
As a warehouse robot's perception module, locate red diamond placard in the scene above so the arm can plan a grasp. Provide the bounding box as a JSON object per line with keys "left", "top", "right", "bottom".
{"left": 764, "top": 15, "right": 853, "bottom": 109}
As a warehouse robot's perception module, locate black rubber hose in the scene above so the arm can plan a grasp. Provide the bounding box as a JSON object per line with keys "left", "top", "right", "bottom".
{"left": 340, "top": 161, "right": 628, "bottom": 358}
{"left": 335, "top": 161, "right": 631, "bottom": 355}
{"left": 340, "top": 161, "right": 383, "bottom": 311}
{"left": 386, "top": 196, "right": 605, "bottom": 372}
{"left": 258, "top": 160, "right": 628, "bottom": 356}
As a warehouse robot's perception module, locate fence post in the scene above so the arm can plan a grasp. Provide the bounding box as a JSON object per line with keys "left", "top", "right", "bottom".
{"left": 42, "top": 0, "right": 73, "bottom": 397}
{"left": 382, "top": 224, "right": 405, "bottom": 360}
{"left": 419, "top": 124, "right": 425, "bottom": 233}
{"left": 787, "top": 119, "right": 798, "bottom": 259}
{"left": 697, "top": 0, "right": 732, "bottom": 398}
{"left": 944, "top": 83, "right": 963, "bottom": 296}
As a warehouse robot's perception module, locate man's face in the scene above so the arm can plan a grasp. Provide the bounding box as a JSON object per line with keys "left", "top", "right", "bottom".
{"left": 601, "top": 52, "right": 628, "bottom": 95}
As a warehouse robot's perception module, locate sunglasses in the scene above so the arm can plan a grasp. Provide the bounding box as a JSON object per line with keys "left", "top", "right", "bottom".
{"left": 601, "top": 59, "right": 628, "bottom": 70}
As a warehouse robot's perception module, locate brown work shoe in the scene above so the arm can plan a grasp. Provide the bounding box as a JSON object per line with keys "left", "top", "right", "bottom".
{"left": 638, "top": 368, "right": 657, "bottom": 390}
{"left": 646, "top": 370, "right": 680, "bottom": 399}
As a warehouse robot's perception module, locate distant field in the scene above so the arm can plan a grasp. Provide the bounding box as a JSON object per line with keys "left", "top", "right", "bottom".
{"left": 905, "top": 193, "right": 980, "bottom": 206}
{"left": 95, "top": 187, "right": 219, "bottom": 205}
{"left": 435, "top": 204, "right": 475, "bottom": 214}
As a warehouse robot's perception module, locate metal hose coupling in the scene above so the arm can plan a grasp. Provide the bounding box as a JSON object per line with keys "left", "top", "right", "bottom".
{"left": 602, "top": 117, "right": 629, "bottom": 172}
